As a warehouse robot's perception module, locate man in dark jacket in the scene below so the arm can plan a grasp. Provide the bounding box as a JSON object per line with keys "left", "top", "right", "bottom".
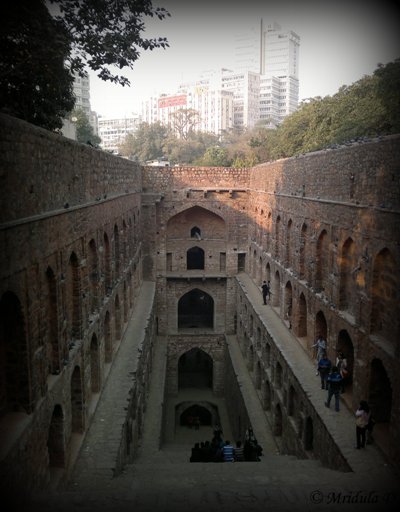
{"left": 325, "top": 366, "right": 342, "bottom": 412}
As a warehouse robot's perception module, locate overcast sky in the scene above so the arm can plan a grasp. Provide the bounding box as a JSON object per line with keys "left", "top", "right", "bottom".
{"left": 88, "top": 0, "right": 400, "bottom": 118}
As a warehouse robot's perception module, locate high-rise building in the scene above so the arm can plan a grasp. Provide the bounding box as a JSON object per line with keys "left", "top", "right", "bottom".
{"left": 98, "top": 115, "right": 141, "bottom": 154}
{"left": 72, "top": 73, "right": 99, "bottom": 136}
{"left": 235, "top": 20, "right": 300, "bottom": 126}
{"left": 141, "top": 21, "right": 300, "bottom": 133}
{"left": 141, "top": 81, "right": 234, "bottom": 137}
{"left": 73, "top": 74, "right": 91, "bottom": 117}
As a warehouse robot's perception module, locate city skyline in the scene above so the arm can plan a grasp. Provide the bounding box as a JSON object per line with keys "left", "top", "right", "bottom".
{"left": 88, "top": 0, "right": 400, "bottom": 119}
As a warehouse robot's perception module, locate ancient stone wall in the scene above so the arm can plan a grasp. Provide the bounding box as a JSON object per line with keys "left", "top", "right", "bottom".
{"left": 246, "top": 136, "right": 400, "bottom": 463}
{"left": 1, "top": 112, "right": 399, "bottom": 488}
{"left": 0, "top": 114, "right": 150, "bottom": 493}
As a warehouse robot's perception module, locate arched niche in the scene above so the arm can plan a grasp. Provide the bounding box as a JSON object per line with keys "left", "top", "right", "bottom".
{"left": 178, "top": 347, "right": 213, "bottom": 389}
{"left": 167, "top": 206, "right": 225, "bottom": 240}
{"left": 178, "top": 288, "right": 214, "bottom": 329}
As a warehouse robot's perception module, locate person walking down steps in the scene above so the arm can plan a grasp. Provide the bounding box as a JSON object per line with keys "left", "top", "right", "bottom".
{"left": 324, "top": 366, "right": 343, "bottom": 412}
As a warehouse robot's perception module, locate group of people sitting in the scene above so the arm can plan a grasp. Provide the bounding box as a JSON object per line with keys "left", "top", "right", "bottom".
{"left": 189, "top": 426, "right": 263, "bottom": 463}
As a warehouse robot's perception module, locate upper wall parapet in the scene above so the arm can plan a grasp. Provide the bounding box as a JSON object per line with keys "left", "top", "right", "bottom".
{"left": 250, "top": 135, "right": 400, "bottom": 210}
{"left": 0, "top": 114, "right": 142, "bottom": 225}
{"left": 142, "top": 165, "right": 250, "bottom": 194}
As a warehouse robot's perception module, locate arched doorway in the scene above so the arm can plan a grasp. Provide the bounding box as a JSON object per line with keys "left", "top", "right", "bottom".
{"left": 187, "top": 246, "right": 205, "bottom": 270}
{"left": 47, "top": 404, "right": 65, "bottom": 469}
{"left": 284, "top": 281, "right": 292, "bottom": 329}
{"left": 315, "top": 311, "right": 328, "bottom": 343}
{"left": 178, "top": 289, "right": 213, "bottom": 329}
{"left": 179, "top": 404, "right": 212, "bottom": 426}
{"left": 336, "top": 330, "right": 354, "bottom": 397}
{"left": 0, "top": 291, "right": 31, "bottom": 414}
{"left": 368, "top": 358, "right": 392, "bottom": 458}
{"left": 295, "top": 292, "right": 307, "bottom": 338}
{"left": 178, "top": 348, "right": 213, "bottom": 389}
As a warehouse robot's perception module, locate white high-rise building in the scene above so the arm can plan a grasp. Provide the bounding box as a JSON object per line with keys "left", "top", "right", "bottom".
{"left": 141, "top": 82, "right": 234, "bottom": 137}
{"left": 98, "top": 115, "right": 141, "bottom": 154}
{"left": 220, "top": 70, "right": 260, "bottom": 129}
{"left": 235, "top": 20, "right": 300, "bottom": 126}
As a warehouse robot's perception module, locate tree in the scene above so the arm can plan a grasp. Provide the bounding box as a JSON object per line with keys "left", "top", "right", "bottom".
{"left": 198, "top": 146, "right": 230, "bottom": 167}
{"left": 0, "top": 0, "right": 75, "bottom": 130}
{"left": 48, "top": 0, "right": 170, "bottom": 86}
{"left": 265, "top": 59, "right": 400, "bottom": 160}
{"left": 118, "top": 122, "right": 170, "bottom": 162}
{"left": 163, "top": 131, "right": 219, "bottom": 164}
{"left": 0, "top": 0, "right": 170, "bottom": 130}
{"left": 169, "top": 108, "right": 200, "bottom": 140}
{"left": 70, "top": 108, "right": 101, "bottom": 146}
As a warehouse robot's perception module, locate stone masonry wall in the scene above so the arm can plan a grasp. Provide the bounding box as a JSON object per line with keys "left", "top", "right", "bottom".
{"left": 0, "top": 114, "right": 149, "bottom": 494}
{"left": 246, "top": 136, "right": 400, "bottom": 464}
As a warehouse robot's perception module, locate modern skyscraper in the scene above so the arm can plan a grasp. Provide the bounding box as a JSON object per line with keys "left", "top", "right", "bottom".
{"left": 235, "top": 20, "right": 300, "bottom": 126}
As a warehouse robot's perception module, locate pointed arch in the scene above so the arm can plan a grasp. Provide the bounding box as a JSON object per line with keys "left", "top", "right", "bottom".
{"left": 67, "top": 252, "right": 82, "bottom": 340}
{"left": 104, "top": 311, "right": 112, "bottom": 363}
{"left": 90, "top": 333, "right": 100, "bottom": 393}
{"left": 371, "top": 248, "right": 398, "bottom": 346}
{"left": 46, "top": 266, "right": 60, "bottom": 374}
{"left": 337, "top": 330, "right": 354, "bottom": 388}
{"left": 0, "top": 291, "right": 31, "bottom": 414}
{"left": 167, "top": 205, "right": 225, "bottom": 239}
{"left": 315, "top": 311, "right": 328, "bottom": 342}
{"left": 47, "top": 404, "right": 65, "bottom": 468}
{"left": 339, "top": 237, "right": 356, "bottom": 312}
{"left": 369, "top": 358, "right": 392, "bottom": 423}
{"left": 103, "top": 232, "right": 112, "bottom": 292}
{"left": 286, "top": 219, "right": 293, "bottom": 267}
{"left": 88, "top": 238, "right": 99, "bottom": 313}
{"left": 284, "top": 281, "right": 293, "bottom": 326}
{"left": 299, "top": 223, "right": 307, "bottom": 280}
{"left": 272, "top": 270, "right": 280, "bottom": 307}
{"left": 275, "top": 215, "right": 281, "bottom": 259}
{"left": 178, "top": 347, "right": 213, "bottom": 389}
{"left": 178, "top": 289, "right": 214, "bottom": 329}
{"left": 115, "top": 294, "right": 121, "bottom": 341}
{"left": 113, "top": 224, "right": 120, "bottom": 279}
{"left": 295, "top": 292, "right": 307, "bottom": 338}
{"left": 187, "top": 246, "right": 205, "bottom": 270}
{"left": 316, "top": 230, "right": 329, "bottom": 292}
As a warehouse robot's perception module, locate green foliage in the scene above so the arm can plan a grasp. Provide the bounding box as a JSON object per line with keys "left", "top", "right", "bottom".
{"left": 49, "top": 0, "right": 170, "bottom": 86}
{"left": 267, "top": 59, "right": 400, "bottom": 159}
{"left": 0, "top": 0, "right": 170, "bottom": 131}
{"left": 120, "top": 60, "right": 400, "bottom": 166}
{"left": 0, "top": 0, "right": 75, "bottom": 130}
{"left": 70, "top": 108, "right": 101, "bottom": 146}
{"left": 197, "top": 146, "right": 230, "bottom": 167}
{"left": 118, "top": 122, "right": 170, "bottom": 162}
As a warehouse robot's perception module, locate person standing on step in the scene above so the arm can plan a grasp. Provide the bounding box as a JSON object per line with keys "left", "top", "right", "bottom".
{"left": 318, "top": 351, "right": 332, "bottom": 390}
{"left": 312, "top": 334, "right": 327, "bottom": 376}
{"left": 355, "top": 400, "right": 371, "bottom": 449}
{"left": 261, "top": 280, "right": 270, "bottom": 305}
